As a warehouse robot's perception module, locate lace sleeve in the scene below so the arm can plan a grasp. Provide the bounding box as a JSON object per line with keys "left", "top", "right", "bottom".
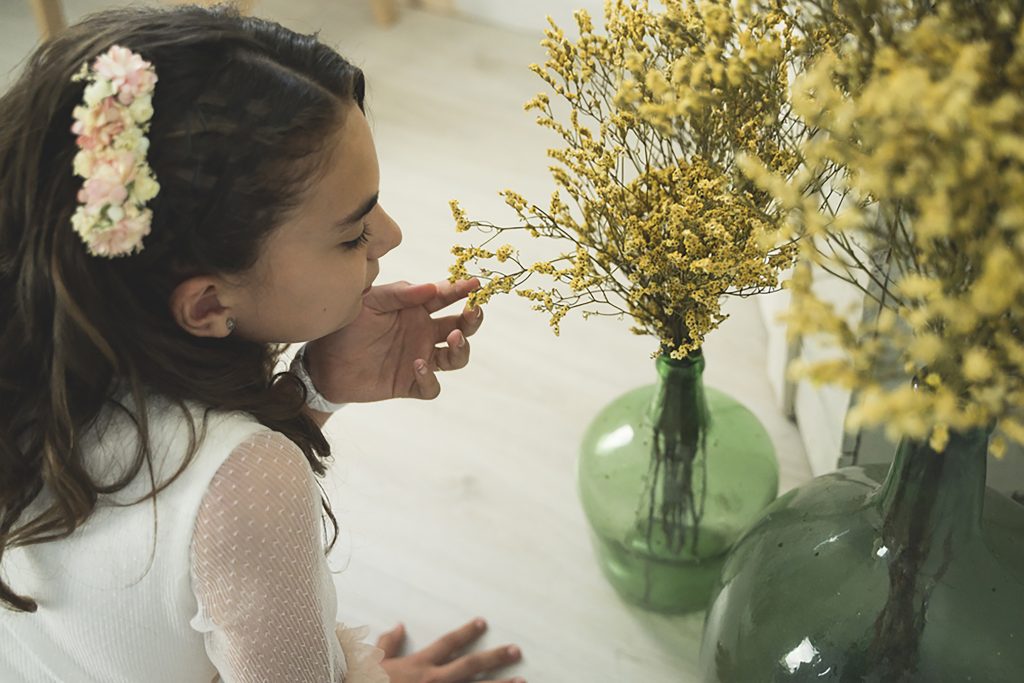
{"left": 189, "top": 430, "right": 386, "bottom": 683}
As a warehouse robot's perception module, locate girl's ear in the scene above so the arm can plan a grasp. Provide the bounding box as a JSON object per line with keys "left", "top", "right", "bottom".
{"left": 169, "top": 276, "right": 236, "bottom": 338}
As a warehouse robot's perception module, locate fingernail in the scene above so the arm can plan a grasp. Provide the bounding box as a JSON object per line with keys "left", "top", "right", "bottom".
{"left": 415, "top": 360, "right": 427, "bottom": 375}
{"left": 507, "top": 645, "right": 521, "bottom": 658}
{"left": 474, "top": 618, "right": 486, "bottom": 630}
{"left": 456, "top": 332, "right": 466, "bottom": 348}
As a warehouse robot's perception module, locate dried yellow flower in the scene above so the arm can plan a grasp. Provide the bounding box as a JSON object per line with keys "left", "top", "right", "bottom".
{"left": 757, "top": 0, "right": 1024, "bottom": 450}
{"left": 449, "top": 0, "right": 799, "bottom": 357}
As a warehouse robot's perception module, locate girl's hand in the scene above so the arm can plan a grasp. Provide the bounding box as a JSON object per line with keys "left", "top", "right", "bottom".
{"left": 376, "top": 619, "right": 525, "bottom": 683}
{"left": 304, "top": 278, "right": 484, "bottom": 404}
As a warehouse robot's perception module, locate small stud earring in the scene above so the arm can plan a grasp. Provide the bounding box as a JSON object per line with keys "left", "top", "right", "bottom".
{"left": 226, "top": 317, "right": 236, "bottom": 334}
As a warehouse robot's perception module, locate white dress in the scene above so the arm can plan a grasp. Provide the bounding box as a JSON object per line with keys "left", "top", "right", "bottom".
{"left": 0, "top": 394, "right": 389, "bottom": 683}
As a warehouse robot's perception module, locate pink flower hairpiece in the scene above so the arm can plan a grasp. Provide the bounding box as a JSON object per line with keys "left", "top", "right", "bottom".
{"left": 70, "top": 45, "right": 160, "bottom": 258}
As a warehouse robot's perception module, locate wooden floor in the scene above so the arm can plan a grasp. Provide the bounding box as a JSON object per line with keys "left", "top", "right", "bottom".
{"left": 1, "top": 2, "right": 812, "bottom": 681}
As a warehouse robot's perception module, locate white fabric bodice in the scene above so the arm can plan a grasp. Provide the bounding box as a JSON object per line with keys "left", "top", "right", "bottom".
{"left": 0, "top": 394, "right": 387, "bottom": 683}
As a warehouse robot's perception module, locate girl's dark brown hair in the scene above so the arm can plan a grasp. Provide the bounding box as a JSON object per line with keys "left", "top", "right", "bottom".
{"left": 0, "top": 4, "right": 366, "bottom": 612}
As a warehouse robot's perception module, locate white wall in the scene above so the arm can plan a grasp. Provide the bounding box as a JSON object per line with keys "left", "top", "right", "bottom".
{"left": 759, "top": 271, "right": 859, "bottom": 476}
{"left": 455, "top": 0, "right": 606, "bottom": 35}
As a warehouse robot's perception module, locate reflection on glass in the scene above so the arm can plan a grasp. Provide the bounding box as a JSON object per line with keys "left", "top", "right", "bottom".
{"left": 781, "top": 637, "right": 819, "bottom": 674}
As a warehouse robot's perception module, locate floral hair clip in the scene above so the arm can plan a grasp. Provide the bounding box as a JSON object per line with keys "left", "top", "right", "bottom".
{"left": 69, "top": 45, "right": 160, "bottom": 258}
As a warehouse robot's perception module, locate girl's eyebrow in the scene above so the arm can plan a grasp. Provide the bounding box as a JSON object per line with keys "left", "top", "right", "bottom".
{"left": 334, "top": 192, "right": 379, "bottom": 228}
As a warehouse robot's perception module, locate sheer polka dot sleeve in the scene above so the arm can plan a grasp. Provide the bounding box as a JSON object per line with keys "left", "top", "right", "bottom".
{"left": 189, "top": 430, "right": 384, "bottom": 683}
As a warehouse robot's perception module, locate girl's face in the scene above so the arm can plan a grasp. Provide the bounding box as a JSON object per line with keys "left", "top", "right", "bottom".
{"left": 228, "top": 105, "right": 402, "bottom": 343}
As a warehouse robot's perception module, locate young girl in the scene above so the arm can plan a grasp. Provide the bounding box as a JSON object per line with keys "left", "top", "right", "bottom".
{"left": 0, "top": 4, "right": 525, "bottom": 682}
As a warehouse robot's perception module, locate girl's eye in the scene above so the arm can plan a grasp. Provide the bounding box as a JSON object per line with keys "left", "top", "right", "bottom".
{"left": 341, "top": 222, "right": 372, "bottom": 250}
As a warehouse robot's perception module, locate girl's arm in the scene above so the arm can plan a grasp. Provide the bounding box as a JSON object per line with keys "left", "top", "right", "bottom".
{"left": 189, "top": 430, "right": 375, "bottom": 682}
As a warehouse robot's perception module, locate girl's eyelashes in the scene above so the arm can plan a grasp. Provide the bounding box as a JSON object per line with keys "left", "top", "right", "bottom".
{"left": 341, "top": 222, "right": 372, "bottom": 250}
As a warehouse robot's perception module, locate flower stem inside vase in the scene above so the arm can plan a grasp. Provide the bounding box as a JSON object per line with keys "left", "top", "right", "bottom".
{"left": 638, "top": 350, "right": 710, "bottom": 556}
{"left": 865, "top": 427, "right": 989, "bottom": 678}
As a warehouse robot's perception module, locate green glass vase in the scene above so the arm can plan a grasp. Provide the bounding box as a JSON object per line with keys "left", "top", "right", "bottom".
{"left": 700, "top": 427, "right": 1024, "bottom": 681}
{"left": 577, "top": 350, "right": 779, "bottom": 614}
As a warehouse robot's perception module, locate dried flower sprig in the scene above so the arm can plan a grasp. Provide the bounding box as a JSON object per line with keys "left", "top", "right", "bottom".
{"left": 449, "top": 0, "right": 801, "bottom": 359}
{"left": 743, "top": 0, "right": 1024, "bottom": 454}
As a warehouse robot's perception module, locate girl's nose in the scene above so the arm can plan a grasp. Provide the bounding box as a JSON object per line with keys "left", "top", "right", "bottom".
{"left": 372, "top": 209, "right": 402, "bottom": 258}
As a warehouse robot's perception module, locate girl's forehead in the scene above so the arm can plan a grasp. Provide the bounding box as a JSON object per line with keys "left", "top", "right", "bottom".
{"left": 263, "top": 108, "right": 379, "bottom": 251}
{"left": 314, "top": 109, "right": 380, "bottom": 217}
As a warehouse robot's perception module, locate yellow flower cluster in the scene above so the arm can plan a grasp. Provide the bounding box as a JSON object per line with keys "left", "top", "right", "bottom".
{"left": 449, "top": 0, "right": 799, "bottom": 357}
{"left": 746, "top": 1, "right": 1024, "bottom": 454}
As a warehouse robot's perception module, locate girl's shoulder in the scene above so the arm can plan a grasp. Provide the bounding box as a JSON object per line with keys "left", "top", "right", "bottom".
{"left": 83, "top": 390, "right": 272, "bottom": 502}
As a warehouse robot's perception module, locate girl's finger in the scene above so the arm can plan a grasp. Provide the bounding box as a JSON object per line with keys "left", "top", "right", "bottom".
{"left": 433, "top": 330, "right": 470, "bottom": 372}
{"left": 461, "top": 303, "right": 484, "bottom": 336}
{"left": 433, "top": 644, "right": 523, "bottom": 683}
{"left": 423, "top": 278, "right": 481, "bottom": 314}
{"left": 413, "top": 358, "right": 441, "bottom": 399}
{"left": 367, "top": 280, "right": 437, "bottom": 311}
{"left": 374, "top": 623, "right": 405, "bottom": 658}
{"left": 418, "top": 618, "right": 487, "bottom": 665}
{"left": 432, "top": 305, "right": 483, "bottom": 345}
{"left": 431, "top": 314, "right": 462, "bottom": 344}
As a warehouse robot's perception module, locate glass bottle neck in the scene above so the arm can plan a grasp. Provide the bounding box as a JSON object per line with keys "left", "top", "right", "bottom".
{"left": 874, "top": 428, "right": 989, "bottom": 546}
{"left": 648, "top": 349, "right": 709, "bottom": 440}
{"left": 654, "top": 349, "right": 705, "bottom": 382}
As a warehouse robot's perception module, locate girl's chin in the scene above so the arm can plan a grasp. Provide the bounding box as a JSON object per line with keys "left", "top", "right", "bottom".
{"left": 340, "top": 299, "right": 366, "bottom": 326}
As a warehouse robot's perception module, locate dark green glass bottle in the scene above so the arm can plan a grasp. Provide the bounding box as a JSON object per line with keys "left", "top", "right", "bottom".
{"left": 577, "top": 350, "right": 779, "bottom": 614}
{"left": 700, "top": 427, "right": 1024, "bottom": 681}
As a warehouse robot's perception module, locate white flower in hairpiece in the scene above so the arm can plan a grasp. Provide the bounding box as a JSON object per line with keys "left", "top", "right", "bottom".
{"left": 133, "top": 170, "right": 160, "bottom": 203}
{"left": 82, "top": 79, "right": 114, "bottom": 107}
{"left": 72, "top": 149, "right": 96, "bottom": 178}
{"left": 70, "top": 45, "right": 159, "bottom": 258}
{"left": 128, "top": 94, "right": 154, "bottom": 124}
